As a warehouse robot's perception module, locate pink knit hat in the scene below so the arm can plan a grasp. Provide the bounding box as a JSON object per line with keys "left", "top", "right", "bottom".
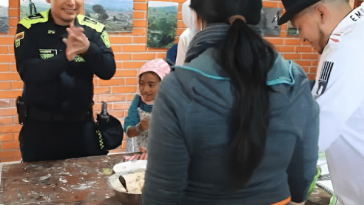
{"left": 137, "top": 59, "right": 171, "bottom": 105}
{"left": 138, "top": 59, "right": 171, "bottom": 80}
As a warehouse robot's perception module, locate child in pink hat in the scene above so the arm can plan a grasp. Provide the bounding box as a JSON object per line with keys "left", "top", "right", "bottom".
{"left": 124, "top": 59, "right": 171, "bottom": 152}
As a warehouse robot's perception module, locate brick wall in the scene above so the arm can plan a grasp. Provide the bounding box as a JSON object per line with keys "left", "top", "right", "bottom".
{"left": 0, "top": 0, "right": 319, "bottom": 162}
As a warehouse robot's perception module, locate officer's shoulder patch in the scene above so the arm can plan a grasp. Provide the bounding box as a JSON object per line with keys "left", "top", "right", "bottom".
{"left": 19, "top": 10, "right": 49, "bottom": 29}
{"left": 77, "top": 15, "right": 104, "bottom": 33}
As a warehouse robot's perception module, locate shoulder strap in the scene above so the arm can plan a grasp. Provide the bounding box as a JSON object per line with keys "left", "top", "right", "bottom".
{"left": 19, "top": 10, "right": 49, "bottom": 29}
{"left": 77, "top": 14, "right": 105, "bottom": 33}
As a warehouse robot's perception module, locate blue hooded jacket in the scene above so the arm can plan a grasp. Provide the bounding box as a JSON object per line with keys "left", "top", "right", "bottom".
{"left": 141, "top": 47, "right": 319, "bottom": 205}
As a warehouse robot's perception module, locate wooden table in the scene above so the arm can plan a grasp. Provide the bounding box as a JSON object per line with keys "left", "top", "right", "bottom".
{"left": 1, "top": 154, "right": 332, "bottom": 205}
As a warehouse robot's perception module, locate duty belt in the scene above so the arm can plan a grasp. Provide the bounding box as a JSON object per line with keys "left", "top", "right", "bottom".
{"left": 27, "top": 106, "right": 92, "bottom": 122}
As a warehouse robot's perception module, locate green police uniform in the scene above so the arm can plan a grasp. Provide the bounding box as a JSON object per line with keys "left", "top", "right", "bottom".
{"left": 14, "top": 10, "right": 116, "bottom": 162}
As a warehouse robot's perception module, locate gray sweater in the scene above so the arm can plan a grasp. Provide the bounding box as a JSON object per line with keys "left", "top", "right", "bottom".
{"left": 141, "top": 48, "right": 319, "bottom": 205}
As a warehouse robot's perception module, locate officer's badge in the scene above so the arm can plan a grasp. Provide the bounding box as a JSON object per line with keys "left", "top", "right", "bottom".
{"left": 39, "top": 49, "right": 57, "bottom": 60}
{"left": 15, "top": 32, "right": 25, "bottom": 48}
{"left": 316, "top": 61, "right": 334, "bottom": 97}
{"left": 101, "top": 30, "right": 111, "bottom": 48}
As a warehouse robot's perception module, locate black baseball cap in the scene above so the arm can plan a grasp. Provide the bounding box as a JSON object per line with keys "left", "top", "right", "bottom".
{"left": 278, "top": 0, "right": 321, "bottom": 25}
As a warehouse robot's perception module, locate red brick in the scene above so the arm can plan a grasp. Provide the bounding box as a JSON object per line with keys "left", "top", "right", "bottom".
{"left": 133, "top": 11, "right": 145, "bottom": 19}
{"left": 147, "top": 48, "right": 168, "bottom": 52}
{"left": 302, "top": 54, "right": 319, "bottom": 59}
{"left": 0, "top": 99, "right": 15, "bottom": 107}
{"left": 0, "top": 55, "right": 16, "bottom": 63}
{"left": 123, "top": 61, "right": 146, "bottom": 69}
{"left": 126, "top": 78, "right": 137, "bottom": 85}
{"left": 109, "top": 36, "right": 132, "bottom": 44}
{"left": 307, "top": 74, "right": 316, "bottom": 80}
{"left": 0, "top": 117, "right": 13, "bottom": 125}
{"left": 12, "top": 81, "right": 24, "bottom": 89}
{"left": 176, "top": 28, "right": 184, "bottom": 36}
{"left": 263, "top": 1, "right": 278, "bottom": 7}
{"left": 0, "top": 90, "right": 22, "bottom": 99}
{"left": 134, "top": 37, "right": 147, "bottom": 43}
{"left": 0, "top": 64, "right": 9, "bottom": 71}
{"left": 9, "top": 18, "right": 19, "bottom": 27}
{"left": 115, "top": 54, "right": 131, "bottom": 60}
{"left": 0, "top": 125, "right": 22, "bottom": 133}
{"left": 177, "top": 13, "right": 182, "bottom": 21}
{"left": 295, "top": 60, "right": 312, "bottom": 67}
{"left": 94, "top": 87, "right": 111, "bottom": 94}
{"left": 156, "top": 53, "right": 167, "bottom": 59}
{"left": 112, "top": 86, "right": 137, "bottom": 94}
{"left": 122, "top": 45, "right": 146, "bottom": 52}
{"left": 9, "top": 46, "right": 15, "bottom": 54}
{"left": 275, "top": 46, "right": 295, "bottom": 52}
{"left": 0, "top": 150, "right": 21, "bottom": 159}
{"left": 283, "top": 54, "right": 301, "bottom": 60}
{"left": 285, "top": 39, "right": 302, "bottom": 45}
{"left": 111, "top": 45, "right": 122, "bottom": 52}
{"left": 1, "top": 141, "right": 19, "bottom": 149}
{"left": 134, "top": 3, "right": 148, "bottom": 10}
{"left": 0, "top": 133, "right": 13, "bottom": 142}
{"left": 132, "top": 53, "right": 156, "bottom": 60}
{"left": 295, "top": 46, "right": 313, "bottom": 53}
{"left": 8, "top": 27, "right": 17, "bottom": 35}
{"left": 127, "top": 94, "right": 135, "bottom": 101}
{"left": 266, "top": 38, "right": 284, "bottom": 45}
{"left": 9, "top": 0, "right": 20, "bottom": 7}
{"left": 99, "top": 78, "right": 125, "bottom": 86}
{"left": 0, "top": 156, "right": 22, "bottom": 163}
{"left": 10, "top": 64, "right": 17, "bottom": 72}
{"left": 108, "top": 110, "right": 124, "bottom": 118}
{"left": 310, "top": 67, "right": 318, "bottom": 74}
{"left": 301, "top": 66, "right": 309, "bottom": 73}
{"left": 0, "top": 82, "right": 11, "bottom": 89}
{"left": 0, "top": 108, "right": 17, "bottom": 116}
{"left": 134, "top": 20, "right": 147, "bottom": 27}
{"left": 116, "top": 62, "right": 122, "bottom": 69}
{"left": 113, "top": 103, "right": 131, "bottom": 110}
{"left": 114, "top": 70, "right": 138, "bottom": 77}
{"left": 8, "top": 9, "right": 19, "bottom": 17}
{"left": 99, "top": 94, "right": 126, "bottom": 102}
{"left": 0, "top": 46, "right": 8, "bottom": 54}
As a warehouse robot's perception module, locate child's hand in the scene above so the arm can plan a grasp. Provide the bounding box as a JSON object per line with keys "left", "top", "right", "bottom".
{"left": 139, "top": 118, "right": 150, "bottom": 131}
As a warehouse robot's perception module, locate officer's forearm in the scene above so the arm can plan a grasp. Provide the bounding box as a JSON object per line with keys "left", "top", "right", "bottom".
{"left": 16, "top": 52, "right": 69, "bottom": 84}
{"left": 84, "top": 42, "right": 116, "bottom": 80}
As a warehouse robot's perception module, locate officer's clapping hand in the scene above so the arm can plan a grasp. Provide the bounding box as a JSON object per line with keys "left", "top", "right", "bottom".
{"left": 62, "top": 23, "right": 90, "bottom": 61}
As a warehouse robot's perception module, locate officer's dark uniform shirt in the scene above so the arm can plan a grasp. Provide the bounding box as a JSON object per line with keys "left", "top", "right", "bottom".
{"left": 14, "top": 10, "right": 116, "bottom": 162}
{"left": 15, "top": 9, "right": 115, "bottom": 115}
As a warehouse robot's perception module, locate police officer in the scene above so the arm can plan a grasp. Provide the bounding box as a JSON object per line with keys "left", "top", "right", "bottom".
{"left": 279, "top": 0, "right": 364, "bottom": 204}
{"left": 14, "top": 0, "right": 116, "bottom": 162}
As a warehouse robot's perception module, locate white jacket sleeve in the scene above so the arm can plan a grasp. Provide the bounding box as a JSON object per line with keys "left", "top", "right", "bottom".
{"left": 312, "top": 42, "right": 364, "bottom": 151}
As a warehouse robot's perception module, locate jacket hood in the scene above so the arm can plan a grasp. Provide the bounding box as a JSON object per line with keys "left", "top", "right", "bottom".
{"left": 173, "top": 48, "right": 297, "bottom": 113}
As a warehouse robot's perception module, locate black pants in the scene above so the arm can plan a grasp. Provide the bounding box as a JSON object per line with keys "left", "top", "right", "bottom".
{"left": 19, "top": 118, "right": 108, "bottom": 162}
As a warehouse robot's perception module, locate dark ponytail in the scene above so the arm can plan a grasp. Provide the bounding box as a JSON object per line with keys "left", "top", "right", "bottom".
{"left": 223, "top": 20, "right": 275, "bottom": 189}
{"left": 190, "top": 0, "right": 276, "bottom": 189}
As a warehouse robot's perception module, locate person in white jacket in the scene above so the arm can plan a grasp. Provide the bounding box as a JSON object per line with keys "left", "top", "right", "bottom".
{"left": 175, "top": 0, "right": 198, "bottom": 66}
{"left": 279, "top": 0, "right": 364, "bottom": 204}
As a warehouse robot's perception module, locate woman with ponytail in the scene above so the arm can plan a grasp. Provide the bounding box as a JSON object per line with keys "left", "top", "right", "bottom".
{"left": 142, "top": 0, "right": 319, "bottom": 204}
